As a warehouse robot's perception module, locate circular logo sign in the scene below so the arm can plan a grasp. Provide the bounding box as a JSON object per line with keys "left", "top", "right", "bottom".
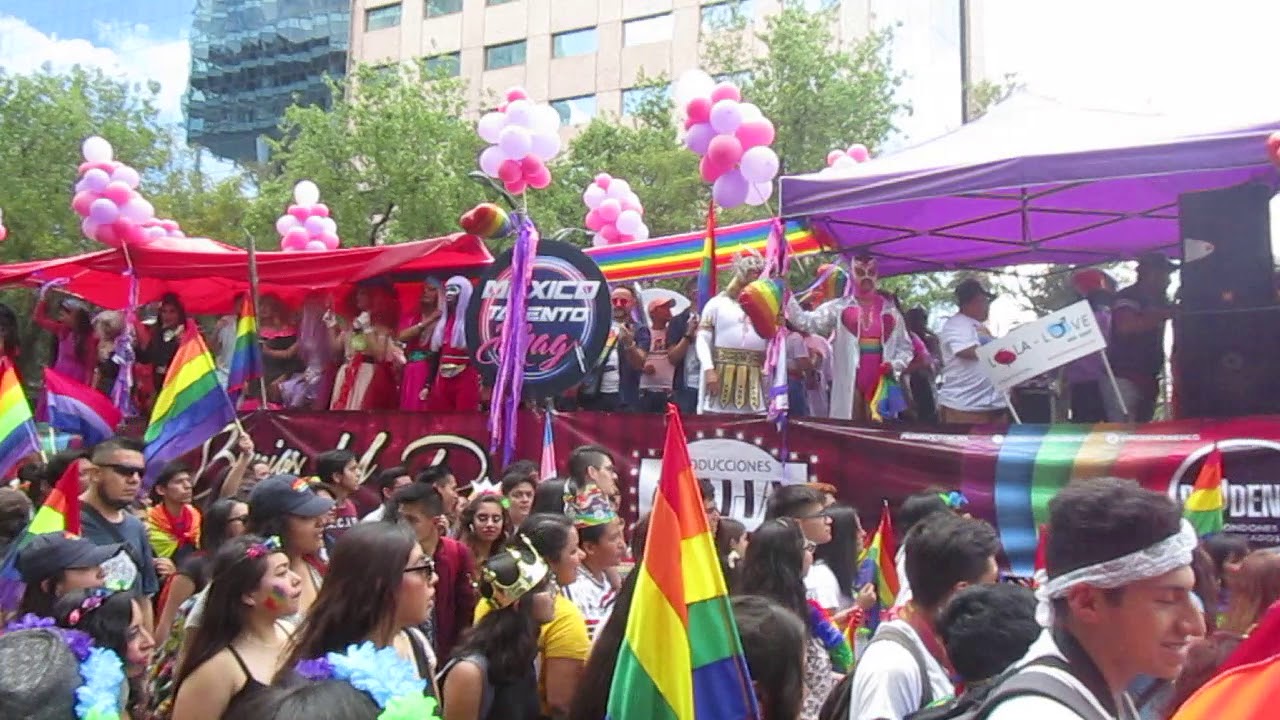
{"left": 1168, "top": 440, "right": 1280, "bottom": 546}
{"left": 466, "top": 239, "right": 610, "bottom": 399}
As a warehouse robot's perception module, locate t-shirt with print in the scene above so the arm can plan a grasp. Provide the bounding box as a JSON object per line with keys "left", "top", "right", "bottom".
{"left": 847, "top": 620, "right": 953, "bottom": 720}
{"left": 639, "top": 329, "right": 674, "bottom": 392}
{"left": 562, "top": 569, "right": 617, "bottom": 641}
{"left": 936, "top": 312, "right": 1004, "bottom": 412}
{"left": 324, "top": 498, "right": 359, "bottom": 551}
{"left": 80, "top": 506, "right": 158, "bottom": 597}
{"left": 600, "top": 325, "right": 622, "bottom": 395}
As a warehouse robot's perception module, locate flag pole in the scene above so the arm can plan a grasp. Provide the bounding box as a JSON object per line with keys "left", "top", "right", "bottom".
{"left": 241, "top": 223, "right": 270, "bottom": 409}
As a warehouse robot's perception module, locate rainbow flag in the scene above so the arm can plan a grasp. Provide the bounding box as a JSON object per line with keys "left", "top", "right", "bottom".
{"left": 0, "top": 460, "right": 82, "bottom": 610}
{"left": 1184, "top": 445, "right": 1225, "bottom": 536}
{"left": 607, "top": 405, "right": 757, "bottom": 720}
{"left": 868, "top": 374, "right": 908, "bottom": 423}
{"left": 696, "top": 202, "right": 717, "bottom": 311}
{"left": 1170, "top": 652, "right": 1280, "bottom": 719}
{"left": 143, "top": 320, "right": 237, "bottom": 487}
{"left": 540, "top": 412, "right": 557, "bottom": 481}
{"left": 45, "top": 367, "right": 122, "bottom": 446}
{"left": 858, "top": 501, "right": 900, "bottom": 609}
{"left": 226, "top": 294, "right": 263, "bottom": 398}
{"left": 0, "top": 359, "right": 39, "bottom": 478}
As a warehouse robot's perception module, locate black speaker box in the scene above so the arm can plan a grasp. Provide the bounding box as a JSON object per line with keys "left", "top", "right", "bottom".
{"left": 1178, "top": 183, "right": 1276, "bottom": 311}
{"left": 1175, "top": 309, "right": 1280, "bottom": 418}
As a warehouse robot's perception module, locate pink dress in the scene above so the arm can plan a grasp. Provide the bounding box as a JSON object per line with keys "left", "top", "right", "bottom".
{"left": 399, "top": 313, "right": 437, "bottom": 411}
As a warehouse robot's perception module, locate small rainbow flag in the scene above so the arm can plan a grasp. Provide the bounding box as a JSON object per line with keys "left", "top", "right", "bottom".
{"left": 1184, "top": 445, "right": 1225, "bottom": 536}
{"left": 607, "top": 404, "right": 758, "bottom": 720}
{"left": 226, "top": 294, "right": 263, "bottom": 398}
{"left": 45, "top": 367, "right": 122, "bottom": 446}
{"left": 869, "top": 374, "right": 909, "bottom": 423}
{"left": 858, "top": 501, "right": 900, "bottom": 609}
{"left": 0, "top": 359, "right": 39, "bottom": 478}
{"left": 143, "top": 320, "right": 237, "bottom": 487}
{"left": 0, "top": 460, "right": 82, "bottom": 610}
{"left": 540, "top": 411, "right": 557, "bottom": 481}
{"left": 696, "top": 202, "right": 717, "bottom": 311}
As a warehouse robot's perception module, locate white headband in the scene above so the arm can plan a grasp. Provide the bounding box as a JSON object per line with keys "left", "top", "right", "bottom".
{"left": 1034, "top": 518, "right": 1198, "bottom": 626}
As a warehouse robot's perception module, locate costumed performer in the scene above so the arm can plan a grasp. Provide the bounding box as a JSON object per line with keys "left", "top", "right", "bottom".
{"left": 328, "top": 282, "right": 399, "bottom": 411}
{"left": 785, "top": 255, "right": 913, "bottom": 421}
{"left": 424, "top": 276, "right": 481, "bottom": 413}
{"left": 695, "top": 248, "right": 770, "bottom": 415}
{"left": 399, "top": 277, "right": 443, "bottom": 411}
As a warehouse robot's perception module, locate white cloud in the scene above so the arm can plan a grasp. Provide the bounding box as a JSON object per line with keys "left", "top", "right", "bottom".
{"left": 0, "top": 15, "right": 191, "bottom": 124}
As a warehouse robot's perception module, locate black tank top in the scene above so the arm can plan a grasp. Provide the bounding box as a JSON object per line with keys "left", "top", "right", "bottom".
{"left": 223, "top": 646, "right": 269, "bottom": 716}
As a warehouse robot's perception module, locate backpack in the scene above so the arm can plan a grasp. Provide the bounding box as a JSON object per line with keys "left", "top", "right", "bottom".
{"left": 905, "top": 656, "right": 1111, "bottom": 720}
{"left": 819, "top": 623, "right": 935, "bottom": 720}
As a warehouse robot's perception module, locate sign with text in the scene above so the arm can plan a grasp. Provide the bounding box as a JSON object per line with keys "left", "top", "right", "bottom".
{"left": 977, "top": 300, "right": 1107, "bottom": 392}
{"left": 466, "top": 240, "right": 611, "bottom": 399}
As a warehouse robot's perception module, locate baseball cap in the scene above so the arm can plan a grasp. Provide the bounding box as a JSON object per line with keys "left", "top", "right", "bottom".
{"left": 249, "top": 474, "right": 335, "bottom": 521}
{"left": 646, "top": 297, "right": 676, "bottom": 316}
{"left": 955, "top": 278, "right": 997, "bottom": 305}
{"left": 1136, "top": 251, "right": 1179, "bottom": 272}
{"left": 16, "top": 532, "right": 121, "bottom": 584}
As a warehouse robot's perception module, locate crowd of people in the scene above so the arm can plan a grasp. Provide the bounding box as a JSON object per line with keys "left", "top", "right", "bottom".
{"left": 0, "top": 429, "right": 1275, "bottom": 720}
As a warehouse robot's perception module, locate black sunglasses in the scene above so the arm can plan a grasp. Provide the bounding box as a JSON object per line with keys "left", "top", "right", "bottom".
{"left": 100, "top": 463, "right": 145, "bottom": 478}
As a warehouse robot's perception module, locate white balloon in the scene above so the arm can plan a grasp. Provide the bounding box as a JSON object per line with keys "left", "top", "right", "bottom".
{"left": 119, "top": 197, "right": 154, "bottom": 223}
{"left": 744, "top": 181, "right": 773, "bottom": 207}
{"left": 479, "top": 145, "right": 506, "bottom": 177}
{"left": 82, "top": 136, "right": 113, "bottom": 163}
{"left": 505, "top": 99, "right": 535, "bottom": 128}
{"left": 583, "top": 185, "right": 607, "bottom": 209}
{"left": 294, "top": 180, "right": 320, "bottom": 206}
{"left": 591, "top": 232, "right": 609, "bottom": 248}
{"left": 615, "top": 210, "right": 644, "bottom": 235}
{"left": 634, "top": 224, "right": 650, "bottom": 241}
{"left": 498, "top": 126, "right": 533, "bottom": 160}
{"left": 739, "top": 103, "right": 763, "bottom": 123}
{"left": 674, "top": 69, "right": 715, "bottom": 107}
{"left": 606, "top": 179, "right": 631, "bottom": 200}
{"left": 533, "top": 104, "right": 561, "bottom": 136}
{"left": 530, "top": 131, "right": 561, "bottom": 161}
{"left": 477, "top": 112, "right": 507, "bottom": 143}
{"left": 319, "top": 217, "right": 338, "bottom": 235}
{"left": 275, "top": 215, "right": 299, "bottom": 236}
{"left": 832, "top": 155, "right": 858, "bottom": 171}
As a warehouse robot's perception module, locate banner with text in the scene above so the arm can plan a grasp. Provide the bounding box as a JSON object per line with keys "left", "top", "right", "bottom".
{"left": 977, "top": 300, "right": 1108, "bottom": 392}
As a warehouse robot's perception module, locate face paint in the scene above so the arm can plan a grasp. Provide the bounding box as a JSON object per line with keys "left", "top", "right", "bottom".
{"left": 852, "top": 257, "right": 879, "bottom": 299}
{"left": 263, "top": 583, "right": 291, "bottom": 613}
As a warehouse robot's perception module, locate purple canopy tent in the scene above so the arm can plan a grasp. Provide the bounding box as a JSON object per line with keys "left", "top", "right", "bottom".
{"left": 779, "top": 93, "right": 1280, "bottom": 276}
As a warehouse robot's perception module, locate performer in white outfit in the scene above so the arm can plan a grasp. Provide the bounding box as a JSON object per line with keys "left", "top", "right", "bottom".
{"left": 785, "top": 255, "right": 914, "bottom": 421}
{"left": 696, "top": 249, "right": 771, "bottom": 414}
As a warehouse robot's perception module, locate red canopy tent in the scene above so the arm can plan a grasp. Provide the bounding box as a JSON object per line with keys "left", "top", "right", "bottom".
{"left": 0, "top": 233, "right": 494, "bottom": 314}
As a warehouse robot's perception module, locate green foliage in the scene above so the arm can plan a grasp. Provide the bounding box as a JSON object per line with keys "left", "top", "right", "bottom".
{"left": 966, "top": 73, "right": 1022, "bottom": 121}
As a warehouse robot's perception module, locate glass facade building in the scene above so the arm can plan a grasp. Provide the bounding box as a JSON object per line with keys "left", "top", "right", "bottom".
{"left": 186, "top": 0, "right": 350, "bottom": 162}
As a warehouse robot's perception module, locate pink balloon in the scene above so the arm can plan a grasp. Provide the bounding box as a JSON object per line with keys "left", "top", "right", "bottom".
{"left": 88, "top": 198, "right": 119, "bottom": 224}
{"left": 827, "top": 150, "right": 845, "bottom": 166}
{"left": 520, "top": 155, "right": 546, "bottom": 176}
{"left": 686, "top": 97, "right": 712, "bottom": 125}
{"left": 712, "top": 170, "right": 749, "bottom": 209}
{"left": 288, "top": 204, "right": 310, "bottom": 222}
{"left": 497, "top": 159, "right": 523, "bottom": 183}
{"left": 684, "top": 123, "right": 716, "bottom": 156}
{"left": 305, "top": 240, "right": 327, "bottom": 251}
{"left": 736, "top": 119, "right": 775, "bottom": 149}
{"left": 706, "top": 134, "right": 744, "bottom": 168}
{"left": 72, "top": 191, "right": 97, "bottom": 217}
{"left": 82, "top": 168, "right": 111, "bottom": 192}
{"left": 848, "top": 144, "right": 870, "bottom": 162}
{"left": 284, "top": 227, "right": 309, "bottom": 247}
{"left": 312, "top": 203, "right": 330, "bottom": 217}
{"left": 101, "top": 181, "right": 132, "bottom": 205}
{"left": 504, "top": 178, "right": 528, "bottom": 195}
{"left": 594, "top": 173, "right": 612, "bottom": 190}
{"left": 600, "top": 224, "right": 620, "bottom": 243}
{"left": 80, "top": 217, "right": 101, "bottom": 241}
{"left": 585, "top": 209, "right": 605, "bottom": 231}
{"left": 0, "top": 226, "right": 7, "bottom": 242}
{"left": 96, "top": 221, "right": 122, "bottom": 247}
{"left": 506, "top": 87, "right": 529, "bottom": 102}
{"left": 620, "top": 196, "right": 642, "bottom": 213}
{"left": 700, "top": 155, "right": 727, "bottom": 183}
{"left": 527, "top": 167, "right": 551, "bottom": 189}
{"left": 320, "top": 233, "right": 340, "bottom": 250}
{"left": 591, "top": 233, "right": 609, "bottom": 248}
{"left": 597, "top": 198, "right": 621, "bottom": 222}
{"left": 160, "top": 219, "right": 180, "bottom": 232}
{"left": 710, "top": 82, "right": 741, "bottom": 103}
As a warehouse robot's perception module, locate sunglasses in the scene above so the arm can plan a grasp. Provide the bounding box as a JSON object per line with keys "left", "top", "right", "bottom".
{"left": 404, "top": 559, "right": 436, "bottom": 578}
{"left": 610, "top": 297, "right": 633, "bottom": 308}
{"left": 100, "top": 463, "right": 145, "bottom": 478}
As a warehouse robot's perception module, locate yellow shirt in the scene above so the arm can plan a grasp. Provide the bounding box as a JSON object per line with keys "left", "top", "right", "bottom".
{"left": 474, "top": 593, "right": 590, "bottom": 713}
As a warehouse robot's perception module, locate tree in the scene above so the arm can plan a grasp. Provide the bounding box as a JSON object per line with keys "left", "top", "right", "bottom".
{"left": 252, "top": 62, "right": 482, "bottom": 247}
{"left": 966, "top": 73, "right": 1022, "bottom": 121}
{"left": 148, "top": 147, "right": 257, "bottom": 247}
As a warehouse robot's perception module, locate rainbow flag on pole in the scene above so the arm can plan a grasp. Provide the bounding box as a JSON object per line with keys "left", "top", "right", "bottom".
{"left": 143, "top": 320, "right": 237, "bottom": 487}
{"left": 1184, "top": 445, "right": 1225, "bottom": 536}
{"left": 0, "top": 359, "right": 39, "bottom": 478}
{"left": 0, "top": 460, "right": 82, "bottom": 609}
{"left": 859, "top": 501, "right": 901, "bottom": 609}
{"left": 607, "top": 404, "right": 757, "bottom": 720}
{"left": 540, "top": 412, "right": 557, "bottom": 481}
{"left": 45, "top": 367, "right": 122, "bottom": 446}
{"left": 696, "top": 202, "right": 717, "bottom": 311}
{"left": 226, "top": 294, "right": 263, "bottom": 398}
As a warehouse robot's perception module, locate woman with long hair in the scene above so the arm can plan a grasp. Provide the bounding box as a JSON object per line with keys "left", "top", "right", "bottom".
{"left": 329, "top": 283, "right": 399, "bottom": 411}
{"left": 35, "top": 293, "right": 95, "bottom": 384}
{"left": 279, "top": 522, "right": 438, "bottom": 688}
{"left": 732, "top": 595, "right": 809, "bottom": 720}
{"left": 140, "top": 292, "right": 188, "bottom": 394}
{"left": 245, "top": 475, "right": 333, "bottom": 621}
{"left": 458, "top": 494, "right": 510, "bottom": 568}
{"left": 1219, "top": 550, "right": 1280, "bottom": 636}
{"left": 170, "top": 535, "right": 302, "bottom": 719}
{"left": 440, "top": 538, "right": 559, "bottom": 720}
{"left": 810, "top": 504, "right": 877, "bottom": 648}
{"left": 399, "top": 277, "right": 442, "bottom": 411}
{"left": 15, "top": 532, "right": 111, "bottom": 618}
{"left": 736, "top": 518, "right": 835, "bottom": 720}
{"left": 54, "top": 587, "right": 157, "bottom": 716}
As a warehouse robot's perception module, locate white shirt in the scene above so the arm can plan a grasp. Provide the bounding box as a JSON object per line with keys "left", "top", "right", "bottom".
{"left": 936, "top": 312, "right": 1004, "bottom": 412}
{"left": 985, "top": 630, "right": 1137, "bottom": 720}
{"left": 361, "top": 504, "right": 387, "bottom": 523}
{"left": 893, "top": 546, "right": 913, "bottom": 609}
{"left": 562, "top": 568, "right": 617, "bottom": 642}
{"left": 599, "top": 324, "right": 623, "bottom": 395}
{"left": 806, "top": 560, "right": 846, "bottom": 611}
{"left": 848, "top": 620, "right": 953, "bottom": 720}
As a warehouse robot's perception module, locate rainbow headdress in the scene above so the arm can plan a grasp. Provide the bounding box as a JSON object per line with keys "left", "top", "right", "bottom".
{"left": 607, "top": 405, "right": 758, "bottom": 720}
{"left": 143, "top": 321, "right": 237, "bottom": 488}
{"left": 226, "top": 294, "right": 263, "bottom": 399}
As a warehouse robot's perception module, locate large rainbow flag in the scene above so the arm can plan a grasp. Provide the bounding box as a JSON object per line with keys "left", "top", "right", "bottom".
{"left": 696, "top": 202, "right": 717, "bottom": 311}
{"left": 587, "top": 218, "right": 823, "bottom": 283}
{"left": 1183, "top": 444, "right": 1225, "bottom": 536}
{"left": 225, "top": 293, "right": 263, "bottom": 398}
{"left": 607, "top": 405, "right": 758, "bottom": 720}
{"left": 0, "top": 359, "right": 39, "bottom": 478}
{"left": 0, "top": 460, "right": 82, "bottom": 609}
{"left": 143, "top": 320, "right": 237, "bottom": 487}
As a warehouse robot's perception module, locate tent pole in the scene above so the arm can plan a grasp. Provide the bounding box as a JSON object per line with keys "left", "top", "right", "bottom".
{"left": 243, "top": 225, "right": 270, "bottom": 407}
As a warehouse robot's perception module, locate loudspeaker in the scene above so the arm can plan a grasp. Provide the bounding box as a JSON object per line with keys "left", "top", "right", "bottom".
{"left": 1175, "top": 309, "right": 1280, "bottom": 418}
{"left": 1178, "top": 183, "right": 1276, "bottom": 311}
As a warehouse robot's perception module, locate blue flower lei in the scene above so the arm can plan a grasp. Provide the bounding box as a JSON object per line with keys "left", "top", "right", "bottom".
{"left": 4, "top": 614, "right": 125, "bottom": 720}
{"left": 806, "top": 600, "right": 854, "bottom": 674}
{"left": 296, "top": 641, "right": 439, "bottom": 720}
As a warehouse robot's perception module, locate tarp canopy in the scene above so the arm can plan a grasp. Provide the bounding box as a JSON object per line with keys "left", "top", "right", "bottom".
{"left": 0, "top": 233, "right": 494, "bottom": 314}
{"left": 779, "top": 93, "right": 1280, "bottom": 276}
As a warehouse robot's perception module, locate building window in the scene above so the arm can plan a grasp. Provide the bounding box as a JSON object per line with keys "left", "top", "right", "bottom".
{"left": 426, "top": 0, "right": 462, "bottom": 17}
{"left": 623, "top": 13, "right": 673, "bottom": 47}
{"left": 552, "top": 27, "right": 598, "bottom": 58}
{"left": 424, "top": 51, "right": 461, "bottom": 77}
{"left": 365, "top": 3, "right": 402, "bottom": 31}
{"left": 622, "top": 84, "right": 671, "bottom": 116}
{"left": 700, "top": 0, "right": 754, "bottom": 33}
{"left": 487, "top": 0, "right": 517, "bottom": 5}
{"left": 714, "top": 70, "right": 753, "bottom": 86}
{"left": 485, "top": 40, "right": 527, "bottom": 70}
{"left": 551, "top": 94, "right": 597, "bottom": 125}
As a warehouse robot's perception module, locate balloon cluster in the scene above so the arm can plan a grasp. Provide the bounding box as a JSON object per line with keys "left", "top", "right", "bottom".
{"left": 675, "top": 70, "right": 778, "bottom": 209}
{"left": 582, "top": 174, "right": 649, "bottom": 246}
{"left": 477, "top": 88, "right": 563, "bottom": 195}
{"left": 275, "top": 181, "right": 339, "bottom": 252}
{"left": 0, "top": 208, "right": 6, "bottom": 242}
{"left": 825, "top": 143, "right": 871, "bottom": 171}
{"left": 72, "top": 136, "right": 183, "bottom": 247}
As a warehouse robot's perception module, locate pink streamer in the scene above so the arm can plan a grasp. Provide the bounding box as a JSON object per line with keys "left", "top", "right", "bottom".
{"left": 763, "top": 218, "right": 790, "bottom": 424}
{"left": 488, "top": 215, "right": 540, "bottom": 464}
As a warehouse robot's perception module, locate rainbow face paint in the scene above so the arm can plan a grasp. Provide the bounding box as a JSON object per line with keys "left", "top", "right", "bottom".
{"left": 263, "top": 583, "right": 292, "bottom": 613}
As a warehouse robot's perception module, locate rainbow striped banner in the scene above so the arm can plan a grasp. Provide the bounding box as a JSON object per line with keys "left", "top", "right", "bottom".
{"left": 586, "top": 218, "right": 825, "bottom": 283}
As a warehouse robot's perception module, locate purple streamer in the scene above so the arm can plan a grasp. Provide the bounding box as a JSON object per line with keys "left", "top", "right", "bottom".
{"left": 488, "top": 215, "right": 540, "bottom": 465}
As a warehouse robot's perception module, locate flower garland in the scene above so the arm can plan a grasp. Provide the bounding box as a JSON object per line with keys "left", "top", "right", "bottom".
{"left": 296, "top": 641, "right": 439, "bottom": 720}
{"left": 806, "top": 600, "right": 853, "bottom": 673}
{"left": 5, "top": 614, "right": 125, "bottom": 720}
